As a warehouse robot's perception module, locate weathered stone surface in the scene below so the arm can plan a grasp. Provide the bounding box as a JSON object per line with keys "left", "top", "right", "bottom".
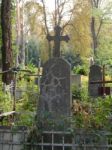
{"left": 88, "top": 65, "right": 102, "bottom": 97}
{"left": 38, "top": 58, "right": 71, "bottom": 121}
{"left": 71, "top": 74, "right": 81, "bottom": 88}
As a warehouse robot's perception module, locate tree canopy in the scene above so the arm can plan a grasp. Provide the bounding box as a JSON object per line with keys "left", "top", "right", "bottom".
{"left": 0, "top": 0, "right": 112, "bottom": 84}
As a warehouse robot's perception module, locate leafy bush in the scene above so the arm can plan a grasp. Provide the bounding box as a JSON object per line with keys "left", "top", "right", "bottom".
{"left": 73, "top": 65, "right": 87, "bottom": 75}
{"left": 64, "top": 51, "right": 82, "bottom": 69}
{"left": 72, "top": 86, "right": 81, "bottom": 100}
{"left": 72, "top": 81, "right": 112, "bottom": 131}
{"left": 72, "top": 84, "right": 89, "bottom": 101}
{"left": 26, "top": 39, "right": 40, "bottom": 66}
{"left": 0, "top": 64, "right": 40, "bottom": 127}
{"left": 71, "top": 96, "right": 112, "bottom": 131}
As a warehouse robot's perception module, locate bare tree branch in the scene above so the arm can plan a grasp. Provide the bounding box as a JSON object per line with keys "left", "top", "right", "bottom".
{"left": 41, "top": 0, "right": 49, "bottom": 35}
{"left": 41, "top": 0, "right": 52, "bottom": 58}
{"left": 96, "top": 19, "right": 103, "bottom": 38}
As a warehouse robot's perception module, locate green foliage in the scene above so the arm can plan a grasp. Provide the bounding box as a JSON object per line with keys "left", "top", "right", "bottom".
{"left": 95, "top": 22, "right": 112, "bottom": 66}
{"left": 0, "top": 64, "right": 39, "bottom": 127}
{"left": 15, "top": 71, "right": 39, "bottom": 126}
{"left": 71, "top": 78, "right": 112, "bottom": 131}
{"left": 72, "top": 86, "right": 82, "bottom": 100}
{"left": 64, "top": 51, "right": 82, "bottom": 69}
{"left": 0, "top": 90, "right": 12, "bottom": 112}
{"left": 72, "top": 90, "right": 112, "bottom": 131}
{"left": 25, "top": 63, "right": 37, "bottom": 73}
{"left": 70, "top": 0, "right": 91, "bottom": 57}
{"left": 26, "top": 39, "right": 40, "bottom": 66}
{"left": 72, "top": 84, "right": 89, "bottom": 101}
{"left": 24, "top": 1, "right": 43, "bottom": 36}
{"left": 73, "top": 65, "right": 87, "bottom": 75}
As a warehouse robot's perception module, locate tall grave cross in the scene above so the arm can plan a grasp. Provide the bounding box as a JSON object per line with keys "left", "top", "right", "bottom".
{"left": 90, "top": 65, "right": 112, "bottom": 96}
{"left": 47, "top": 25, "right": 70, "bottom": 57}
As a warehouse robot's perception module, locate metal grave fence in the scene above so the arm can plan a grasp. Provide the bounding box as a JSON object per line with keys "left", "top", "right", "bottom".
{"left": 0, "top": 127, "right": 112, "bottom": 150}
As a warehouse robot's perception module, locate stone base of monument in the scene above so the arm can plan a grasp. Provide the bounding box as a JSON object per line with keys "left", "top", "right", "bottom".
{"left": 38, "top": 113, "right": 71, "bottom": 131}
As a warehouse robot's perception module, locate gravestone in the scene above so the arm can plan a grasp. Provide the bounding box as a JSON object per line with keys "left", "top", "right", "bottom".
{"left": 89, "top": 65, "right": 112, "bottom": 97}
{"left": 38, "top": 25, "right": 71, "bottom": 130}
{"left": 71, "top": 74, "right": 81, "bottom": 88}
{"left": 38, "top": 58, "right": 71, "bottom": 128}
{"left": 88, "top": 65, "right": 102, "bottom": 97}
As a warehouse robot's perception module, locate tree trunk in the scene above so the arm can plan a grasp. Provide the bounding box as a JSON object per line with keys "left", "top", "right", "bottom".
{"left": 1, "top": 0, "right": 13, "bottom": 85}
{"left": 91, "top": 16, "right": 97, "bottom": 57}
{"left": 18, "top": 2, "right": 25, "bottom": 67}
{"left": 16, "top": 0, "right": 21, "bottom": 66}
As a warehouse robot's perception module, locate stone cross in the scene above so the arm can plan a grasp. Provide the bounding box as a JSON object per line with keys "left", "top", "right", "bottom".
{"left": 47, "top": 25, "right": 70, "bottom": 57}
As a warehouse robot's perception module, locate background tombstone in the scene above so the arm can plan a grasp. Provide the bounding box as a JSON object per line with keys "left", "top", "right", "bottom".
{"left": 38, "top": 57, "right": 71, "bottom": 129}
{"left": 71, "top": 74, "right": 81, "bottom": 88}
{"left": 88, "top": 65, "right": 102, "bottom": 97}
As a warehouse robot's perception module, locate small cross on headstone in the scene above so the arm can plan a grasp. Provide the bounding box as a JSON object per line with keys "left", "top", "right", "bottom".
{"left": 47, "top": 25, "right": 70, "bottom": 57}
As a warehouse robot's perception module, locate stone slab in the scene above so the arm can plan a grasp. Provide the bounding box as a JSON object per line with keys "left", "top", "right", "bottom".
{"left": 38, "top": 58, "right": 71, "bottom": 122}
{"left": 88, "top": 65, "right": 102, "bottom": 97}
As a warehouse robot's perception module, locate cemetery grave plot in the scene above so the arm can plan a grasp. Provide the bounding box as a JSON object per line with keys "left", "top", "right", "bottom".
{"left": 0, "top": 23, "right": 112, "bottom": 150}
{"left": 36, "top": 25, "right": 110, "bottom": 150}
